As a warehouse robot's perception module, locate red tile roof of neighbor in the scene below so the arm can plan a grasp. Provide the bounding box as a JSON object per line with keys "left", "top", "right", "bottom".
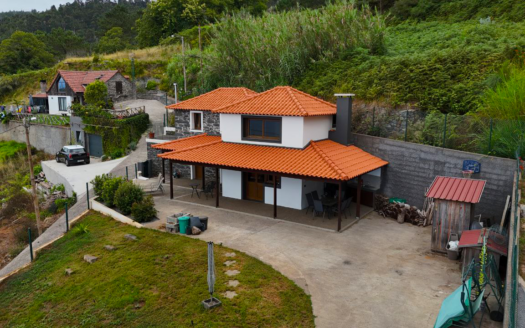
{"left": 48, "top": 70, "right": 120, "bottom": 94}
{"left": 426, "top": 176, "right": 486, "bottom": 203}
{"left": 152, "top": 134, "right": 221, "bottom": 151}
{"left": 214, "top": 86, "right": 337, "bottom": 117}
{"left": 166, "top": 88, "right": 258, "bottom": 111}
{"left": 157, "top": 136, "right": 388, "bottom": 181}
{"left": 32, "top": 93, "right": 48, "bottom": 98}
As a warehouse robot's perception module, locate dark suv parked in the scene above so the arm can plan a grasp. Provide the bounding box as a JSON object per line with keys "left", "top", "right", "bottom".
{"left": 56, "top": 145, "right": 90, "bottom": 166}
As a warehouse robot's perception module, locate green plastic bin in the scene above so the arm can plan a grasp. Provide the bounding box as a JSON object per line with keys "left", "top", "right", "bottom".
{"left": 178, "top": 216, "right": 190, "bottom": 234}
{"left": 389, "top": 197, "right": 406, "bottom": 204}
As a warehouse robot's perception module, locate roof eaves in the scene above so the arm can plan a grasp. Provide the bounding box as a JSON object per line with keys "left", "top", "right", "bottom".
{"left": 159, "top": 138, "right": 222, "bottom": 157}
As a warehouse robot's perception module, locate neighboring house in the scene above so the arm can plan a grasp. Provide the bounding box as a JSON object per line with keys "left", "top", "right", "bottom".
{"left": 42, "top": 70, "right": 133, "bottom": 115}
{"left": 152, "top": 86, "right": 389, "bottom": 229}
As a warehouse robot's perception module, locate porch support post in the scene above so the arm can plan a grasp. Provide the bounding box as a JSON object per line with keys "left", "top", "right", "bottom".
{"left": 215, "top": 167, "right": 220, "bottom": 208}
{"left": 273, "top": 175, "right": 277, "bottom": 219}
{"left": 356, "top": 176, "right": 363, "bottom": 218}
{"left": 202, "top": 166, "right": 206, "bottom": 189}
{"left": 337, "top": 181, "right": 342, "bottom": 232}
{"left": 162, "top": 158, "right": 165, "bottom": 181}
{"left": 169, "top": 160, "right": 173, "bottom": 199}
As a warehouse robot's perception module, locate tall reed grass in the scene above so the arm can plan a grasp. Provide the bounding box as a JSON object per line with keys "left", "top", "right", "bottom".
{"left": 203, "top": 0, "right": 386, "bottom": 90}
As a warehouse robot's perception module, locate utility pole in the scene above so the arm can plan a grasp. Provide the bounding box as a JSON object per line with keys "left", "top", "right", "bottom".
{"left": 173, "top": 83, "right": 178, "bottom": 104}
{"left": 23, "top": 118, "right": 43, "bottom": 236}
{"left": 181, "top": 36, "right": 187, "bottom": 94}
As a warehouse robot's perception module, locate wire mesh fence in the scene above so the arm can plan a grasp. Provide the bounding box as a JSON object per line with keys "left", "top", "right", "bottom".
{"left": 352, "top": 107, "right": 523, "bottom": 159}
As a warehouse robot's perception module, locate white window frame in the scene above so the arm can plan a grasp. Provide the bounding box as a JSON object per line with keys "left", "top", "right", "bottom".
{"left": 58, "top": 97, "right": 68, "bottom": 112}
{"left": 189, "top": 110, "right": 204, "bottom": 132}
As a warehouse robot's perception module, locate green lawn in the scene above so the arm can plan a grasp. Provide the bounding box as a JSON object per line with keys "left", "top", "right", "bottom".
{"left": 0, "top": 212, "right": 314, "bottom": 327}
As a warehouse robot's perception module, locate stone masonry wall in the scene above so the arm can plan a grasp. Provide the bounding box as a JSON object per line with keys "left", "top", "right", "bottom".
{"left": 147, "top": 142, "right": 216, "bottom": 181}
{"left": 353, "top": 133, "right": 515, "bottom": 222}
{"left": 107, "top": 73, "right": 134, "bottom": 103}
{"left": 170, "top": 110, "right": 220, "bottom": 138}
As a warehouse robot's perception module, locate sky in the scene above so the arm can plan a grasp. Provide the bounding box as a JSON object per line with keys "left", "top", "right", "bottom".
{"left": 0, "top": 0, "right": 71, "bottom": 12}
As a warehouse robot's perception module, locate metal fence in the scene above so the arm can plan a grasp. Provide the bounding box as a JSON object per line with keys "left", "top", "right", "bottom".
{"left": 504, "top": 156, "right": 522, "bottom": 327}
{"left": 352, "top": 107, "right": 523, "bottom": 159}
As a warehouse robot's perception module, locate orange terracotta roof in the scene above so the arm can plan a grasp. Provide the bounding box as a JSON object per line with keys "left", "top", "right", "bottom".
{"left": 152, "top": 134, "right": 221, "bottom": 151}
{"left": 158, "top": 137, "right": 387, "bottom": 181}
{"left": 214, "top": 86, "right": 336, "bottom": 117}
{"left": 166, "top": 87, "right": 258, "bottom": 111}
{"left": 48, "top": 70, "right": 120, "bottom": 94}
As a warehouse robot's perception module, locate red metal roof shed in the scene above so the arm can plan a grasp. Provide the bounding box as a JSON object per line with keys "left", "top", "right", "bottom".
{"left": 426, "top": 176, "right": 486, "bottom": 203}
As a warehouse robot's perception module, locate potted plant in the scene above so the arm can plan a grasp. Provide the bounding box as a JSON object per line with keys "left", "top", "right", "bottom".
{"left": 148, "top": 131, "right": 155, "bottom": 138}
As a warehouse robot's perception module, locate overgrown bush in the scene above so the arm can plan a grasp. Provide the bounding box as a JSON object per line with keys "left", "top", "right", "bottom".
{"left": 131, "top": 195, "right": 157, "bottom": 222}
{"left": 114, "top": 181, "right": 143, "bottom": 214}
{"left": 55, "top": 192, "right": 77, "bottom": 212}
{"left": 101, "top": 177, "right": 125, "bottom": 207}
{"left": 146, "top": 80, "right": 158, "bottom": 90}
{"left": 91, "top": 174, "right": 111, "bottom": 198}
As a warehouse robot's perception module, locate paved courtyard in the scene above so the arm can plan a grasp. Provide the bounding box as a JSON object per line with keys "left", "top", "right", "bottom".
{"left": 146, "top": 187, "right": 464, "bottom": 328}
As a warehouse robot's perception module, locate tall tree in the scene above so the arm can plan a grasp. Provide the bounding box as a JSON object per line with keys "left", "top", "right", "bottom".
{"left": 0, "top": 31, "right": 55, "bottom": 75}
{"left": 97, "top": 27, "right": 129, "bottom": 54}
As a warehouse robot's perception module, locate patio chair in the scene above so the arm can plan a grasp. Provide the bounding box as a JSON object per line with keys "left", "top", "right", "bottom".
{"left": 433, "top": 277, "right": 486, "bottom": 328}
{"left": 305, "top": 192, "right": 315, "bottom": 215}
{"left": 134, "top": 173, "right": 164, "bottom": 194}
{"left": 167, "top": 216, "right": 177, "bottom": 224}
{"left": 311, "top": 190, "right": 320, "bottom": 201}
{"left": 330, "top": 199, "right": 349, "bottom": 219}
{"left": 313, "top": 200, "right": 328, "bottom": 220}
{"left": 202, "top": 181, "right": 216, "bottom": 200}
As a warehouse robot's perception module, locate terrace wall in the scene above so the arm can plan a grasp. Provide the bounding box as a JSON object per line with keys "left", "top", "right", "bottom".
{"left": 0, "top": 121, "right": 70, "bottom": 155}
{"left": 353, "top": 133, "right": 515, "bottom": 222}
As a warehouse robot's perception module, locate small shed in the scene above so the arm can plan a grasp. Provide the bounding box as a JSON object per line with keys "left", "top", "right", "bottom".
{"left": 426, "top": 176, "right": 486, "bottom": 253}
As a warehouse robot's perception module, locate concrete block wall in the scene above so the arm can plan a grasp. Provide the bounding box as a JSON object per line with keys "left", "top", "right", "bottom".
{"left": 0, "top": 121, "right": 70, "bottom": 155}
{"left": 353, "top": 133, "right": 515, "bottom": 222}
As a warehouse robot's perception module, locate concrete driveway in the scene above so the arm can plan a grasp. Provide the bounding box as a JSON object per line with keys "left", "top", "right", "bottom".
{"left": 42, "top": 157, "right": 126, "bottom": 196}
{"left": 148, "top": 193, "right": 462, "bottom": 328}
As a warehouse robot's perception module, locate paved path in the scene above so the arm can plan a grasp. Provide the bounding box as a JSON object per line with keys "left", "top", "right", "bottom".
{"left": 148, "top": 194, "right": 462, "bottom": 328}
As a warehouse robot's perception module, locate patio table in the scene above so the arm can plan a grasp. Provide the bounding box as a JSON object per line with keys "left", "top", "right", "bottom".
{"left": 321, "top": 198, "right": 338, "bottom": 208}
{"left": 190, "top": 183, "right": 201, "bottom": 198}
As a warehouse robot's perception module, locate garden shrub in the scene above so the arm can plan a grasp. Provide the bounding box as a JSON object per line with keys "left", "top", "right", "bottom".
{"left": 131, "top": 195, "right": 157, "bottom": 222}
{"left": 91, "top": 174, "right": 111, "bottom": 198}
{"left": 146, "top": 80, "right": 158, "bottom": 90}
{"left": 33, "top": 164, "right": 42, "bottom": 175}
{"left": 101, "top": 177, "right": 125, "bottom": 207}
{"left": 114, "top": 181, "right": 144, "bottom": 214}
{"left": 55, "top": 192, "right": 77, "bottom": 212}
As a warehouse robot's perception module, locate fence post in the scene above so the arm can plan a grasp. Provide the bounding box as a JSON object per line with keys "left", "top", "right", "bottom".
{"left": 28, "top": 228, "right": 33, "bottom": 262}
{"left": 404, "top": 110, "right": 408, "bottom": 142}
{"left": 86, "top": 182, "right": 90, "bottom": 210}
{"left": 488, "top": 118, "right": 493, "bottom": 153}
{"left": 65, "top": 202, "right": 69, "bottom": 232}
{"left": 442, "top": 113, "right": 448, "bottom": 148}
{"left": 126, "top": 166, "right": 129, "bottom": 180}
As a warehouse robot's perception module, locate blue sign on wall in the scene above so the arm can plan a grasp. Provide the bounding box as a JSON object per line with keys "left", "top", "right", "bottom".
{"left": 462, "top": 160, "right": 481, "bottom": 173}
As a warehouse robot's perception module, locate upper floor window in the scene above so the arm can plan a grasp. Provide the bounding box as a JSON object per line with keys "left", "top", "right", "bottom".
{"left": 58, "top": 78, "right": 66, "bottom": 92}
{"left": 242, "top": 116, "right": 281, "bottom": 142}
{"left": 190, "top": 111, "right": 203, "bottom": 132}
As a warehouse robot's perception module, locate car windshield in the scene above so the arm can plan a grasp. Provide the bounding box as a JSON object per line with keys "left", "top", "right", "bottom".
{"left": 69, "top": 148, "right": 85, "bottom": 154}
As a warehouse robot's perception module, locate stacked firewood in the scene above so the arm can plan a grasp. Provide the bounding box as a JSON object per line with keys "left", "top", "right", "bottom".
{"left": 375, "top": 195, "right": 430, "bottom": 226}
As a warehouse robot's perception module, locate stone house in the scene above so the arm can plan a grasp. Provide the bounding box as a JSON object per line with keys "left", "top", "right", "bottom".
{"left": 43, "top": 70, "right": 134, "bottom": 115}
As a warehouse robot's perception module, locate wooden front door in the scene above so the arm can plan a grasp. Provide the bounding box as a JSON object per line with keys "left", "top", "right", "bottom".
{"left": 244, "top": 172, "right": 264, "bottom": 202}
{"left": 195, "top": 165, "right": 203, "bottom": 180}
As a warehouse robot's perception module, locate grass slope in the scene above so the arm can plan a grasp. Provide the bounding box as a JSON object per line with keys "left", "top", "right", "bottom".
{"left": 0, "top": 212, "right": 314, "bottom": 327}
{"left": 0, "top": 141, "right": 26, "bottom": 162}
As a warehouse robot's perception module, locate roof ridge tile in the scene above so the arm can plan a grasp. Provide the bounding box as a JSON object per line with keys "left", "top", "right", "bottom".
{"left": 285, "top": 86, "right": 308, "bottom": 116}
{"left": 309, "top": 140, "right": 349, "bottom": 180}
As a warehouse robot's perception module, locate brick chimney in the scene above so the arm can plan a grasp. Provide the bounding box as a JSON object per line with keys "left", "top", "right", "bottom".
{"left": 40, "top": 80, "right": 47, "bottom": 93}
{"left": 329, "top": 93, "right": 355, "bottom": 146}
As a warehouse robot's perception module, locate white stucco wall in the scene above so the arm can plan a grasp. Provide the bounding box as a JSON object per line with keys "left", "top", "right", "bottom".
{"left": 222, "top": 169, "right": 242, "bottom": 199}
{"left": 264, "top": 177, "right": 303, "bottom": 210}
{"left": 220, "top": 114, "right": 305, "bottom": 148}
{"left": 48, "top": 95, "right": 72, "bottom": 116}
{"left": 303, "top": 116, "right": 332, "bottom": 145}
